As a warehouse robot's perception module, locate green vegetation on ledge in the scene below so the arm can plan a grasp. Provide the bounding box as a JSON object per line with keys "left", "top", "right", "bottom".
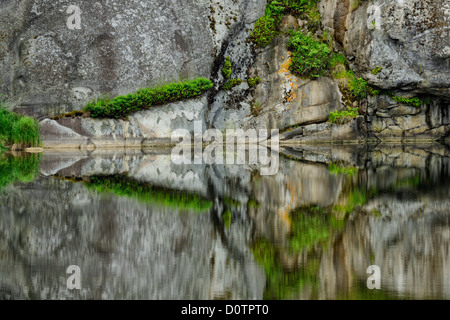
{"left": 247, "top": 77, "right": 261, "bottom": 87}
{"left": 249, "top": 0, "right": 320, "bottom": 48}
{"left": 250, "top": 0, "right": 376, "bottom": 106}
{"left": 0, "top": 103, "right": 41, "bottom": 150}
{"left": 328, "top": 106, "right": 359, "bottom": 124}
{"left": 223, "top": 78, "right": 242, "bottom": 91}
{"left": 391, "top": 95, "right": 423, "bottom": 108}
{"left": 287, "top": 31, "right": 330, "bottom": 78}
{"left": 69, "top": 78, "right": 213, "bottom": 119}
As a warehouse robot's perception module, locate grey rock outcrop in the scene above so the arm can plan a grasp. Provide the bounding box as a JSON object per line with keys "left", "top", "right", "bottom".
{"left": 320, "top": 0, "right": 450, "bottom": 97}
{"left": 40, "top": 97, "right": 207, "bottom": 148}
{"left": 0, "top": 0, "right": 265, "bottom": 118}
{"left": 1, "top": 0, "right": 450, "bottom": 143}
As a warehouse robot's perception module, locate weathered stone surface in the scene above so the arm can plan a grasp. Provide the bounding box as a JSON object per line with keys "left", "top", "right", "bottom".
{"left": 41, "top": 97, "right": 206, "bottom": 148}
{"left": 2, "top": 0, "right": 450, "bottom": 144}
{"left": 247, "top": 36, "right": 343, "bottom": 131}
{"left": 0, "top": 0, "right": 265, "bottom": 118}
{"left": 280, "top": 116, "right": 367, "bottom": 143}
{"left": 320, "top": 0, "right": 450, "bottom": 97}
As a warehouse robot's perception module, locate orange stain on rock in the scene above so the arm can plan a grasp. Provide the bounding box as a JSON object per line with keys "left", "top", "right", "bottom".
{"left": 286, "top": 91, "right": 296, "bottom": 102}
{"left": 278, "top": 51, "right": 299, "bottom": 104}
{"left": 278, "top": 53, "right": 292, "bottom": 77}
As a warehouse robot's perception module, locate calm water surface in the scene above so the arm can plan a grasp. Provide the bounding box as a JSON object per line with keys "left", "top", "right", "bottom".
{"left": 0, "top": 143, "right": 449, "bottom": 299}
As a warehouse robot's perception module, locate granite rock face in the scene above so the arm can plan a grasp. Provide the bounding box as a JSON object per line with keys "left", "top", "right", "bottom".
{"left": 0, "top": 0, "right": 265, "bottom": 118}
{"left": 245, "top": 36, "right": 344, "bottom": 132}
{"left": 39, "top": 97, "right": 207, "bottom": 148}
{"left": 320, "top": 0, "right": 450, "bottom": 97}
{"left": 1, "top": 0, "right": 450, "bottom": 143}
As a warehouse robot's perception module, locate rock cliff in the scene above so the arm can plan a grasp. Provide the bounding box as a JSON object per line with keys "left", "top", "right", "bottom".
{"left": 0, "top": 0, "right": 449, "bottom": 143}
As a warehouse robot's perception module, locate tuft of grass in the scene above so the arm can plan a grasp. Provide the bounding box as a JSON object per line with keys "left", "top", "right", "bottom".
{"left": 249, "top": 0, "right": 320, "bottom": 48}
{"left": 222, "top": 56, "right": 232, "bottom": 79}
{"left": 329, "top": 106, "right": 359, "bottom": 124}
{"left": 223, "top": 78, "right": 242, "bottom": 91}
{"left": 287, "top": 31, "right": 331, "bottom": 78}
{"left": 82, "top": 95, "right": 113, "bottom": 113}
{"left": 81, "top": 78, "right": 213, "bottom": 119}
{"left": 247, "top": 77, "right": 261, "bottom": 88}
{"left": 329, "top": 52, "right": 348, "bottom": 70}
{"left": 349, "top": 75, "right": 370, "bottom": 99}
{"left": 249, "top": 14, "right": 279, "bottom": 48}
{"left": 391, "top": 95, "right": 422, "bottom": 108}
{"left": 351, "top": 0, "right": 363, "bottom": 12}
{"left": 11, "top": 117, "right": 41, "bottom": 148}
{"left": 371, "top": 66, "right": 383, "bottom": 75}
{"left": 0, "top": 103, "right": 41, "bottom": 150}
{"left": 305, "top": 5, "right": 321, "bottom": 31}
{"left": 333, "top": 69, "right": 371, "bottom": 100}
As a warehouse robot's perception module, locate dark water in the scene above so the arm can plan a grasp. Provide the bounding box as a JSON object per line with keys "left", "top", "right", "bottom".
{"left": 1, "top": 143, "right": 450, "bottom": 300}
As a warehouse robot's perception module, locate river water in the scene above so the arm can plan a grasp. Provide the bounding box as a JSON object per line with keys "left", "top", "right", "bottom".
{"left": 0, "top": 143, "right": 449, "bottom": 299}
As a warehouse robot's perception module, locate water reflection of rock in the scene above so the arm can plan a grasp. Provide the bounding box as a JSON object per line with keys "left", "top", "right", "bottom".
{"left": 0, "top": 174, "right": 265, "bottom": 299}
{"left": 1, "top": 143, "right": 450, "bottom": 299}
{"left": 253, "top": 143, "right": 450, "bottom": 299}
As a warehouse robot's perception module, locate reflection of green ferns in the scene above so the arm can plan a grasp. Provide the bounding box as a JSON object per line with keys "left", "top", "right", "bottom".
{"left": 252, "top": 206, "right": 345, "bottom": 299}
{"left": 340, "top": 281, "right": 402, "bottom": 300}
{"left": 253, "top": 239, "right": 320, "bottom": 299}
{"left": 393, "top": 175, "right": 420, "bottom": 189}
{"left": 85, "top": 175, "right": 213, "bottom": 212}
{"left": 328, "top": 163, "right": 358, "bottom": 177}
{"left": 248, "top": 199, "right": 260, "bottom": 208}
{"left": 289, "top": 207, "right": 345, "bottom": 252}
{"left": 224, "top": 196, "right": 241, "bottom": 207}
{"left": 222, "top": 210, "right": 231, "bottom": 229}
{"left": 333, "top": 187, "right": 377, "bottom": 214}
{"left": 0, "top": 154, "right": 41, "bottom": 191}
